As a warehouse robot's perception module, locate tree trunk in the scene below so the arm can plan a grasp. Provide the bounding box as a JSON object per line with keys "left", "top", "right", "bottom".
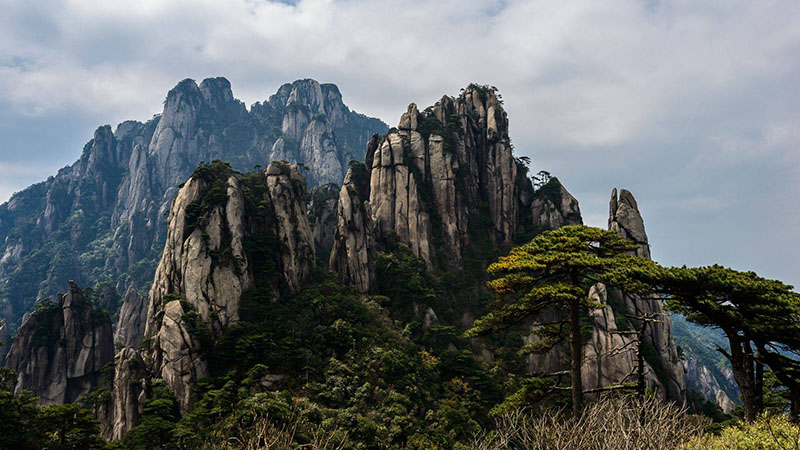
{"left": 569, "top": 272, "right": 583, "bottom": 417}
{"left": 725, "top": 334, "right": 759, "bottom": 422}
{"left": 791, "top": 388, "right": 800, "bottom": 423}
{"left": 755, "top": 359, "right": 764, "bottom": 414}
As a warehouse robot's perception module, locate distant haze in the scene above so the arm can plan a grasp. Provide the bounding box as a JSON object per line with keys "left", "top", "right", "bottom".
{"left": 0, "top": 0, "right": 797, "bottom": 287}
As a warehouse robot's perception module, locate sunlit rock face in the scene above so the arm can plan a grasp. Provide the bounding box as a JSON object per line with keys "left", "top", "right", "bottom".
{"left": 0, "top": 77, "right": 386, "bottom": 333}
{"left": 331, "top": 85, "right": 522, "bottom": 292}
{"left": 143, "top": 161, "right": 314, "bottom": 414}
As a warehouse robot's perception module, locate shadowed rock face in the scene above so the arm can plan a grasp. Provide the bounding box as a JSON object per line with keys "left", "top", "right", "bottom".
{"left": 142, "top": 161, "right": 314, "bottom": 414}
{"left": 0, "top": 320, "right": 9, "bottom": 365}
{"left": 4, "top": 282, "right": 114, "bottom": 405}
{"left": 307, "top": 182, "right": 341, "bottom": 265}
{"left": 109, "top": 348, "right": 146, "bottom": 440}
{"left": 608, "top": 188, "right": 686, "bottom": 402}
{"left": 0, "top": 77, "right": 386, "bottom": 333}
{"left": 530, "top": 178, "right": 583, "bottom": 230}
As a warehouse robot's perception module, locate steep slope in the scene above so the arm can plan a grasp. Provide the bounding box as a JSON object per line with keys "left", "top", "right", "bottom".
{"left": 307, "top": 182, "right": 340, "bottom": 265}
{"left": 4, "top": 282, "right": 114, "bottom": 405}
{"left": 114, "top": 286, "right": 147, "bottom": 349}
{"left": 0, "top": 78, "right": 386, "bottom": 332}
{"left": 608, "top": 188, "right": 687, "bottom": 401}
{"left": 330, "top": 85, "right": 526, "bottom": 292}
{"left": 141, "top": 160, "right": 314, "bottom": 414}
{"left": 672, "top": 314, "right": 738, "bottom": 412}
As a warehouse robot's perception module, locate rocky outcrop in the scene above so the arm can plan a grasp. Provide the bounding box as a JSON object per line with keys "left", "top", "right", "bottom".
{"left": 609, "top": 188, "right": 650, "bottom": 259}
{"left": 530, "top": 178, "right": 583, "bottom": 230}
{"left": 609, "top": 188, "right": 686, "bottom": 402}
{"left": 331, "top": 85, "right": 520, "bottom": 292}
{"left": 307, "top": 183, "right": 340, "bottom": 264}
{"left": 109, "top": 348, "right": 147, "bottom": 440}
{"left": 525, "top": 284, "right": 667, "bottom": 397}
{"left": 144, "top": 161, "right": 315, "bottom": 413}
{"left": 4, "top": 282, "right": 114, "bottom": 405}
{"left": 330, "top": 152, "right": 376, "bottom": 294}
{"left": 114, "top": 286, "right": 147, "bottom": 349}
{"left": 682, "top": 345, "right": 735, "bottom": 413}
{"left": 0, "top": 77, "right": 386, "bottom": 333}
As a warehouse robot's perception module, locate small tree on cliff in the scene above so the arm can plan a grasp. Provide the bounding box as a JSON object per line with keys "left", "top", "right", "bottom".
{"left": 466, "top": 225, "right": 656, "bottom": 416}
{"left": 656, "top": 265, "right": 800, "bottom": 422}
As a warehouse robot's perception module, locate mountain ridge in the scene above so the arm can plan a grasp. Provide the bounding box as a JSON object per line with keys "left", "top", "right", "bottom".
{"left": 0, "top": 77, "right": 388, "bottom": 331}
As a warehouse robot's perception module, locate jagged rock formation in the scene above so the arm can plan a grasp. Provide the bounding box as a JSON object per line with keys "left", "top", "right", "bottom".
{"left": 114, "top": 286, "right": 147, "bottom": 349}
{"left": 331, "top": 86, "right": 522, "bottom": 291}
{"left": 4, "top": 282, "right": 114, "bottom": 405}
{"left": 330, "top": 158, "right": 376, "bottom": 294}
{"left": 682, "top": 345, "right": 736, "bottom": 413}
{"left": 109, "top": 348, "right": 146, "bottom": 440}
{"left": 609, "top": 188, "right": 686, "bottom": 401}
{"left": 525, "top": 284, "right": 668, "bottom": 397}
{"left": 672, "top": 313, "right": 740, "bottom": 412}
{"left": 143, "top": 161, "right": 315, "bottom": 414}
{"left": 530, "top": 178, "right": 583, "bottom": 229}
{"left": 0, "top": 77, "right": 386, "bottom": 333}
{"left": 307, "top": 182, "right": 340, "bottom": 264}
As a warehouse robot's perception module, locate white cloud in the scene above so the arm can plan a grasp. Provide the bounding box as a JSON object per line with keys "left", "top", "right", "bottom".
{"left": 0, "top": 0, "right": 798, "bottom": 285}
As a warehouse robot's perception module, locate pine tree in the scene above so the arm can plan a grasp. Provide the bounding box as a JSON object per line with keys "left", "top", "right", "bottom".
{"left": 466, "top": 225, "right": 655, "bottom": 416}
{"left": 657, "top": 265, "right": 800, "bottom": 422}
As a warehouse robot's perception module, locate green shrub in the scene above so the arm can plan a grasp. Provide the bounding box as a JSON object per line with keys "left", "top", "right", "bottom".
{"left": 684, "top": 414, "right": 800, "bottom": 449}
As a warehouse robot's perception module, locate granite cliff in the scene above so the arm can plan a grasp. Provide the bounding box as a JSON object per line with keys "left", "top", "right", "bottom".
{"left": 4, "top": 282, "right": 114, "bottom": 405}
{"left": 0, "top": 78, "right": 386, "bottom": 332}
{"left": 330, "top": 86, "right": 527, "bottom": 291}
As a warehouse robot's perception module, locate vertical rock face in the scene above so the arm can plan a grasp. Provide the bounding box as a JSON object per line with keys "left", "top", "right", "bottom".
{"left": 114, "top": 286, "right": 148, "bottom": 349}
{"left": 143, "top": 161, "right": 315, "bottom": 414}
{"left": 609, "top": 188, "right": 686, "bottom": 401}
{"left": 530, "top": 178, "right": 583, "bottom": 230}
{"left": 331, "top": 85, "right": 519, "bottom": 292}
{"left": 524, "top": 284, "right": 667, "bottom": 397}
{"left": 330, "top": 150, "right": 376, "bottom": 294}
{"left": 307, "top": 182, "right": 340, "bottom": 265}
{"left": 109, "top": 348, "right": 146, "bottom": 440}
{"left": 0, "top": 77, "right": 386, "bottom": 333}
{"left": 681, "top": 346, "right": 736, "bottom": 413}
{"left": 4, "top": 282, "right": 114, "bottom": 405}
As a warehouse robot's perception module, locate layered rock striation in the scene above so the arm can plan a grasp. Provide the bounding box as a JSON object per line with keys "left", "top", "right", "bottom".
{"left": 4, "top": 282, "right": 114, "bottom": 405}
{"left": 331, "top": 85, "right": 533, "bottom": 292}
{"left": 0, "top": 77, "right": 386, "bottom": 332}
{"left": 608, "top": 188, "right": 686, "bottom": 401}
{"left": 114, "top": 286, "right": 147, "bottom": 349}
{"left": 143, "top": 161, "right": 315, "bottom": 414}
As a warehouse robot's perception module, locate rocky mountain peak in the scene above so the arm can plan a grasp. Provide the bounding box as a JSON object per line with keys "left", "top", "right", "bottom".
{"left": 331, "top": 84, "right": 519, "bottom": 292}
{"left": 608, "top": 187, "right": 685, "bottom": 401}
{"left": 143, "top": 160, "right": 315, "bottom": 413}
{"left": 609, "top": 187, "right": 650, "bottom": 259}
{"left": 0, "top": 77, "right": 385, "bottom": 335}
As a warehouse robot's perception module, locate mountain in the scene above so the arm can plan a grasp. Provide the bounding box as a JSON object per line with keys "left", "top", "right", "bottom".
{"left": 1, "top": 82, "right": 701, "bottom": 447}
{"left": 0, "top": 78, "right": 387, "bottom": 333}
{"left": 673, "top": 314, "right": 739, "bottom": 412}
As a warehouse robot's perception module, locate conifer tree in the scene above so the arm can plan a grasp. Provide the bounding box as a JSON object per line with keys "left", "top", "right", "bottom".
{"left": 655, "top": 265, "right": 800, "bottom": 422}
{"left": 466, "top": 225, "right": 655, "bottom": 416}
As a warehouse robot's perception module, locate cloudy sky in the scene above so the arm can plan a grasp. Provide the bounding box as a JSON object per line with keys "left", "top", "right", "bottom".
{"left": 0, "top": 0, "right": 798, "bottom": 286}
